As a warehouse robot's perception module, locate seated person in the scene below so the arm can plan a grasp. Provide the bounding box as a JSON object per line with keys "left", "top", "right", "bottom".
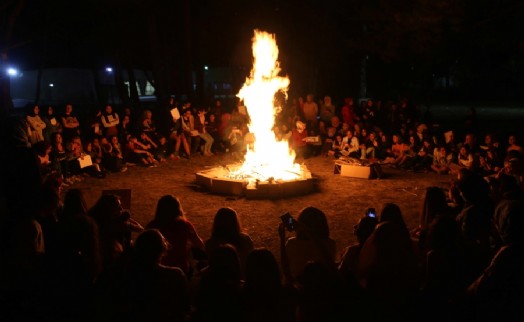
{"left": 449, "top": 145, "right": 475, "bottom": 174}
{"left": 431, "top": 146, "right": 453, "bottom": 174}
{"left": 338, "top": 214, "right": 378, "bottom": 279}
{"left": 227, "top": 126, "right": 245, "bottom": 154}
{"left": 407, "top": 138, "right": 434, "bottom": 171}
{"left": 139, "top": 109, "right": 158, "bottom": 136}
{"left": 479, "top": 148, "right": 503, "bottom": 177}
{"left": 339, "top": 129, "right": 360, "bottom": 159}
{"left": 125, "top": 135, "right": 156, "bottom": 167}
{"left": 67, "top": 135, "right": 104, "bottom": 178}
{"left": 154, "top": 135, "right": 174, "bottom": 161}
{"left": 33, "top": 141, "right": 54, "bottom": 178}
{"left": 383, "top": 134, "right": 410, "bottom": 167}
{"left": 360, "top": 131, "right": 381, "bottom": 160}
{"left": 102, "top": 136, "right": 126, "bottom": 172}
{"left": 290, "top": 121, "right": 312, "bottom": 159}
{"left": 331, "top": 134, "right": 344, "bottom": 158}
{"left": 181, "top": 108, "right": 200, "bottom": 155}
{"left": 84, "top": 138, "right": 104, "bottom": 174}
{"left": 138, "top": 131, "right": 158, "bottom": 155}
{"left": 279, "top": 206, "right": 336, "bottom": 281}
{"left": 321, "top": 127, "right": 337, "bottom": 156}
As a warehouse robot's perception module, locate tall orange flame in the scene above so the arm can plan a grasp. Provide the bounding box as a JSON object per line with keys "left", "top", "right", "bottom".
{"left": 233, "top": 30, "right": 303, "bottom": 185}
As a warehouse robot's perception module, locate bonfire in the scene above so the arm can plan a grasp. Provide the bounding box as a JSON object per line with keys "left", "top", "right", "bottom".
{"left": 196, "top": 30, "right": 313, "bottom": 197}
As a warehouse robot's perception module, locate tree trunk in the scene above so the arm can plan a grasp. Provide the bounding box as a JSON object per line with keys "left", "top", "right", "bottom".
{"left": 114, "top": 64, "right": 130, "bottom": 107}
{"left": 0, "top": 0, "right": 27, "bottom": 118}
{"left": 127, "top": 68, "right": 140, "bottom": 109}
{"left": 0, "top": 53, "right": 14, "bottom": 118}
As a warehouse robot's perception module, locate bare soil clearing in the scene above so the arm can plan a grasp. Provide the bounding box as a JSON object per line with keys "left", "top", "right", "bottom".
{"left": 73, "top": 154, "right": 452, "bottom": 260}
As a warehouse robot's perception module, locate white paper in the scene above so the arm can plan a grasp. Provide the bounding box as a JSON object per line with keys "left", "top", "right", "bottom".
{"left": 170, "top": 108, "right": 180, "bottom": 120}
{"left": 78, "top": 155, "right": 93, "bottom": 168}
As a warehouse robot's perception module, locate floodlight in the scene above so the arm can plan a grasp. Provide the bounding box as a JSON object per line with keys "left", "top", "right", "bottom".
{"left": 7, "top": 68, "right": 18, "bottom": 76}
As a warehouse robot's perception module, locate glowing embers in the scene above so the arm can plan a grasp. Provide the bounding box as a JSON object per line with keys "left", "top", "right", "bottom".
{"left": 195, "top": 164, "right": 314, "bottom": 199}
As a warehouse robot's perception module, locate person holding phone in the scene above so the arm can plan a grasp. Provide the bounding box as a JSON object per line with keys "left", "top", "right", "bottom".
{"left": 278, "top": 206, "right": 336, "bottom": 280}
{"left": 338, "top": 211, "right": 378, "bottom": 278}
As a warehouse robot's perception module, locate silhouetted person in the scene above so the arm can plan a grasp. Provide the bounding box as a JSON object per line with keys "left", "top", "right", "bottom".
{"left": 205, "top": 207, "right": 254, "bottom": 277}
{"left": 193, "top": 244, "right": 243, "bottom": 322}
{"left": 95, "top": 229, "right": 189, "bottom": 322}
{"left": 146, "top": 195, "right": 205, "bottom": 275}
{"left": 241, "top": 248, "right": 298, "bottom": 322}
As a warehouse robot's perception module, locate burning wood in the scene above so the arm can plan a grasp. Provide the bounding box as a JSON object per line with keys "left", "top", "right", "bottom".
{"left": 196, "top": 30, "right": 314, "bottom": 198}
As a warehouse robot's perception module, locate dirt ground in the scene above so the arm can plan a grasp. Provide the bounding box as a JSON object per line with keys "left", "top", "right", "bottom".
{"left": 72, "top": 154, "right": 453, "bottom": 261}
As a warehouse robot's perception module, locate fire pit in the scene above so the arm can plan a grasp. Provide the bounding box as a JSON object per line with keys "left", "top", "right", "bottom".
{"left": 196, "top": 163, "right": 314, "bottom": 199}
{"left": 196, "top": 30, "right": 315, "bottom": 199}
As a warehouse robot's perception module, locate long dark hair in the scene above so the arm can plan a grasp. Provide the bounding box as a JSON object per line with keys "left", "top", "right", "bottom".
{"left": 420, "top": 187, "right": 449, "bottom": 231}
{"left": 132, "top": 229, "right": 168, "bottom": 268}
{"left": 210, "top": 207, "right": 242, "bottom": 243}
{"left": 153, "top": 195, "right": 184, "bottom": 225}
{"left": 61, "top": 188, "right": 87, "bottom": 220}
{"left": 296, "top": 206, "right": 330, "bottom": 240}
{"left": 88, "top": 194, "right": 122, "bottom": 224}
{"left": 245, "top": 248, "right": 281, "bottom": 292}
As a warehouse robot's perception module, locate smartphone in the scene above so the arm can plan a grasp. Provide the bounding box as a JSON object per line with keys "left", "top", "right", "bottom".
{"left": 366, "top": 207, "right": 376, "bottom": 218}
{"left": 280, "top": 212, "right": 296, "bottom": 231}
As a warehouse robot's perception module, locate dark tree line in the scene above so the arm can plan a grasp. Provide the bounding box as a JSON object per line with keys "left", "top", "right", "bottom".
{"left": 1, "top": 0, "right": 524, "bottom": 119}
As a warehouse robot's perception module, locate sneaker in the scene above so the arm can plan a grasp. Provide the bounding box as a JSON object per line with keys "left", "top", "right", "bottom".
{"left": 120, "top": 166, "right": 128, "bottom": 173}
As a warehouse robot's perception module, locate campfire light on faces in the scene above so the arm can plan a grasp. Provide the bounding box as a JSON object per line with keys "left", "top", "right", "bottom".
{"left": 196, "top": 30, "right": 313, "bottom": 197}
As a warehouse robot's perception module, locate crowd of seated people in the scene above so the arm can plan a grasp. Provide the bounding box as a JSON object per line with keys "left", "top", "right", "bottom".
{"left": 2, "top": 165, "right": 524, "bottom": 321}
{"left": 280, "top": 95, "right": 524, "bottom": 179}
{"left": 2, "top": 95, "right": 524, "bottom": 321}
{"left": 8, "top": 95, "right": 524, "bottom": 193}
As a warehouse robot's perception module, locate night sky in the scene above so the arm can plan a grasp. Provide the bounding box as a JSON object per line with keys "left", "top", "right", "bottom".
{"left": 3, "top": 0, "right": 524, "bottom": 103}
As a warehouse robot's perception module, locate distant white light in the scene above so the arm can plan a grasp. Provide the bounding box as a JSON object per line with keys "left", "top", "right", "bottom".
{"left": 7, "top": 68, "right": 18, "bottom": 76}
{"left": 204, "top": 65, "right": 209, "bottom": 70}
{"left": 106, "top": 67, "right": 113, "bottom": 72}
{"left": 49, "top": 83, "right": 54, "bottom": 87}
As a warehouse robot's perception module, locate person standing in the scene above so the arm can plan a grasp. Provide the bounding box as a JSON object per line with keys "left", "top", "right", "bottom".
{"left": 181, "top": 107, "right": 200, "bottom": 155}
{"left": 26, "top": 104, "right": 47, "bottom": 145}
{"left": 42, "top": 105, "right": 62, "bottom": 143}
{"left": 61, "top": 103, "right": 81, "bottom": 141}
{"left": 100, "top": 104, "right": 120, "bottom": 138}
{"left": 319, "top": 95, "right": 336, "bottom": 126}
{"left": 340, "top": 129, "right": 360, "bottom": 158}
{"left": 302, "top": 94, "right": 319, "bottom": 130}
{"left": 195, "top": 108, "right": 214, "bottom": 156}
